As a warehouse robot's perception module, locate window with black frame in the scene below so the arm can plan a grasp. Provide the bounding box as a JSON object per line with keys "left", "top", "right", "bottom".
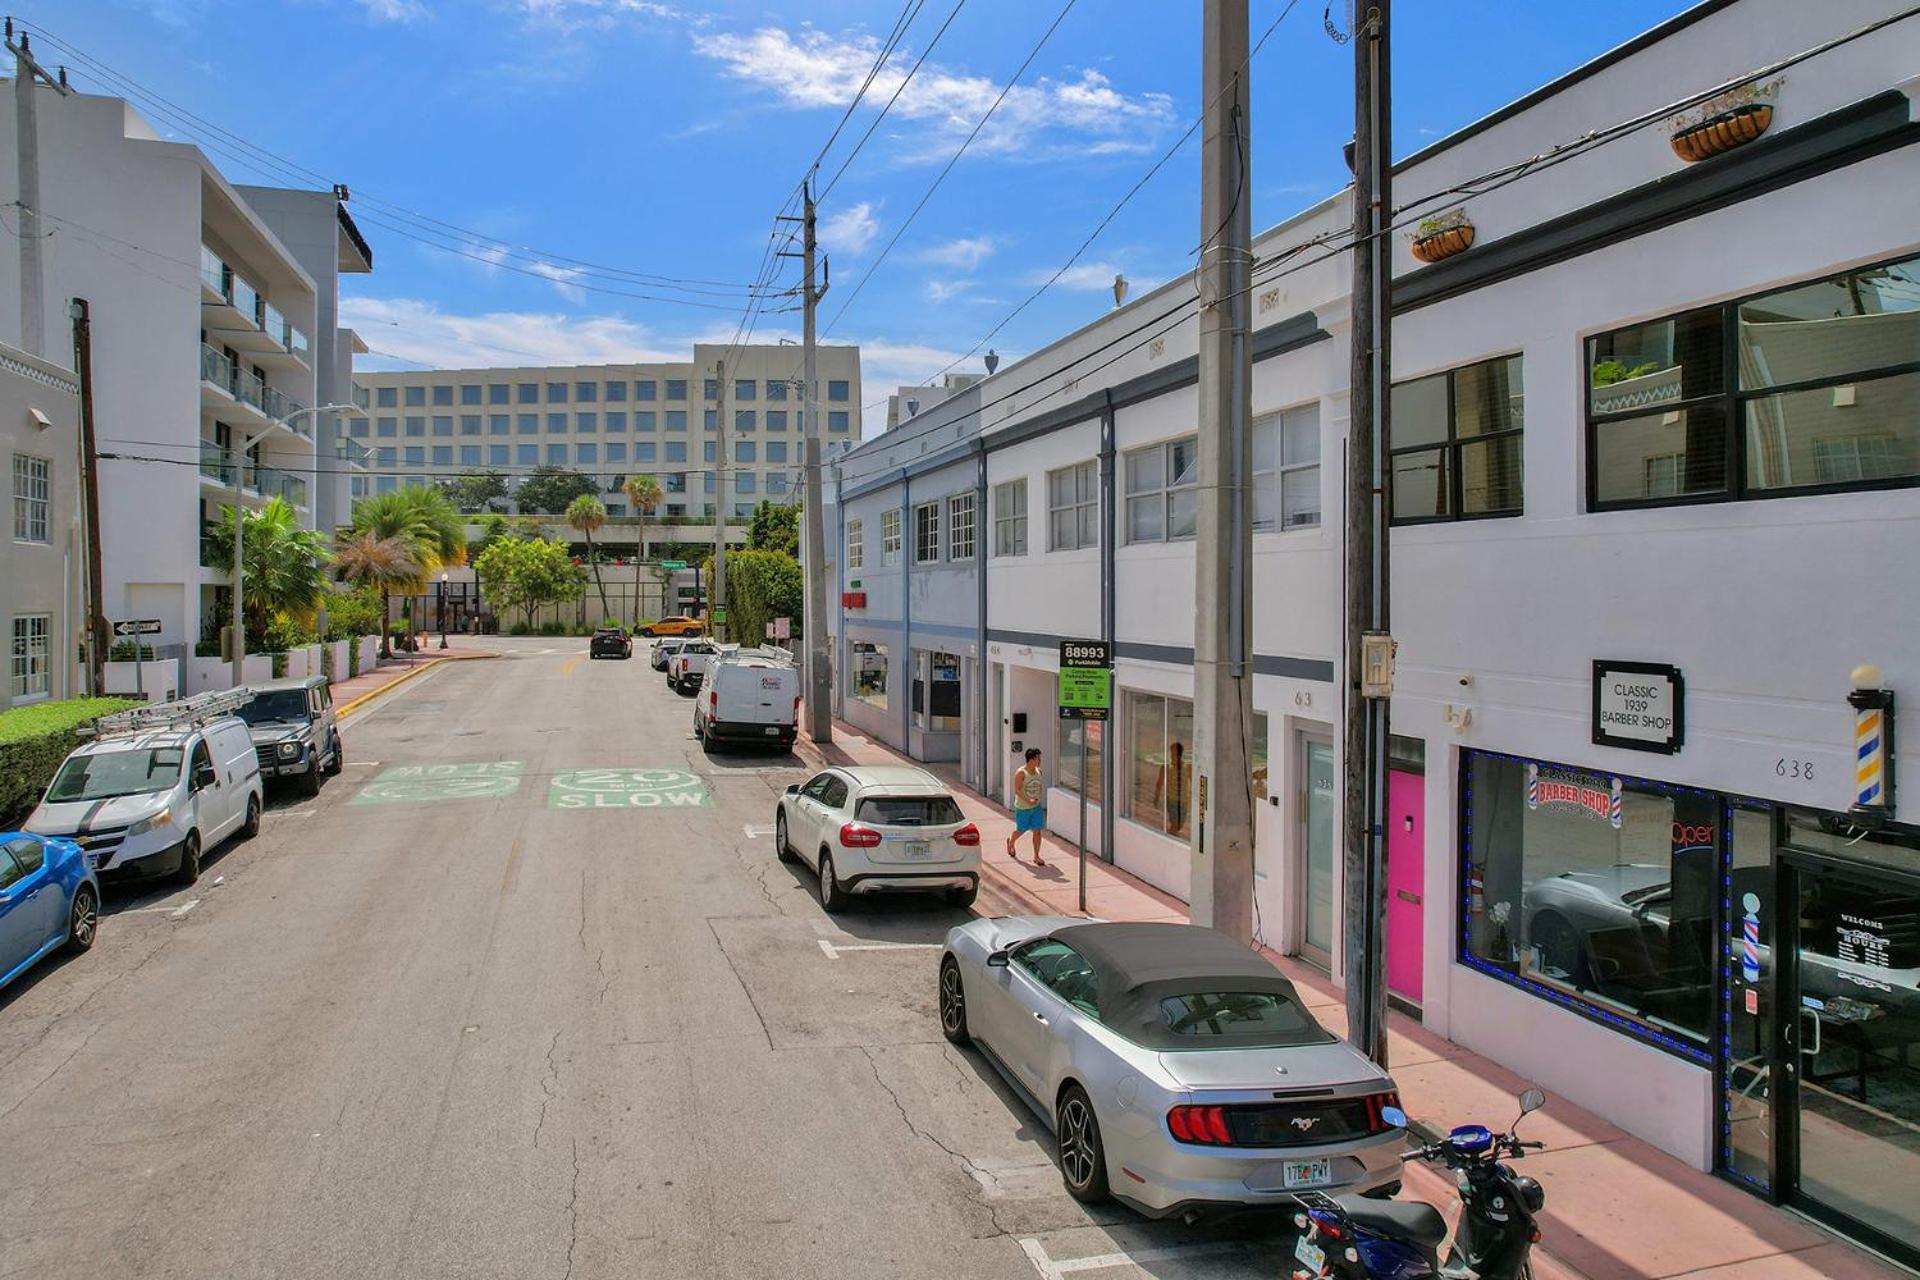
{"left": 1588, "top": 255, "right": 1920, "bottom": 507}
{"left": 1460, "top": 750, "right": 1718, "bottom": 1060}
{"left": 1388, "top": 355, "right": 1524, "bottom": 523}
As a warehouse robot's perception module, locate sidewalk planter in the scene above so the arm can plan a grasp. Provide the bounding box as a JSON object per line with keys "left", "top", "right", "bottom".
{"left": 357, "top": 636, "right": 380, "bottom": 672}
{"left": 1410, "top": 218, "right": 1476, "bottom": 264}
{"left": 103, "top": 660, "right": 179, "bottom": 702}
{"left": 186, "top": 655, "right": 228, "bottom": 695}
{"left": 1670, "top": 103, "right": 1773, "bottom": 162}
{"left": 241, "top": 654, "right": 273, "bottom": 684}
{"left": 326, "top": 640, "right": 349, "bottom": 682}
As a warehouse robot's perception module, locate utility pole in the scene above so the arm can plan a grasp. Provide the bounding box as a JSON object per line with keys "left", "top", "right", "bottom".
{"left": 70, "top": 299, "right": 106, "bottom": 696}
{"left": 710, "top": 357, "right": 727, "bottom": 641}
{"left": 1188, "top": 0, "right": 1255, "bottom": 943}
{"left": 7, "top": 22, "right": 71, "bottom": 358}
{"left": 1343, "top": 0, "right": 1393, "bottom": 1068}
{"left": 780, "top": 180, "right": 833, "bottom": 744}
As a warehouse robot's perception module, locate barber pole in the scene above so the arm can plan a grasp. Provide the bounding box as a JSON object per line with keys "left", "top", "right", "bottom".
{"left": 1847, "top": 665, "right": 1895, "bottom": 826}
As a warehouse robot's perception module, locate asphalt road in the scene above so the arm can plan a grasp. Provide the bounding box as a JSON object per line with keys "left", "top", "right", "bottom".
{"left": 0, "top": 638, "right": 1298, "bottom": 1280}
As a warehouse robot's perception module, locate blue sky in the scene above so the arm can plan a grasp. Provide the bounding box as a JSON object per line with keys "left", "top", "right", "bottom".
{"left": 21, "top": 0, "right": 1698, "bottom": 414}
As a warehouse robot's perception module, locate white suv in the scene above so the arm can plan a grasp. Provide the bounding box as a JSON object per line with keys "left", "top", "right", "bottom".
{"left": 775, "top": 765, "right": 980, "bottom": 912}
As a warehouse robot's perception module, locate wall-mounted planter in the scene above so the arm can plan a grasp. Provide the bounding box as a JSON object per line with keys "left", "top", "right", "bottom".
{"left": 1410, "top": 221, "right": 1476, "bottom": 265}
{"left": 1670, "top": 103, "right": 1773, "bottom": 162}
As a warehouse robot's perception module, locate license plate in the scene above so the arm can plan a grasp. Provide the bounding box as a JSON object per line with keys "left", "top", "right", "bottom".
{"left": 764, "top": 726, "right": 780, "bottom": 735}
{"left": 905, "top": 841, "right": 931, "bottom": 859}
{"left": 1283, "top": 1157, "right": 1332, "bottom": 1189}
{"left": 1293, "top": 1235, "right": 1327, "bottom": 1273}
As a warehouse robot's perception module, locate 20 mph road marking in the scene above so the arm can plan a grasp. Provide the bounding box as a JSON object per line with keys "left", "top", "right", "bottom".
{"left": 815, "top": 939, "right": 944, "bottom": 960}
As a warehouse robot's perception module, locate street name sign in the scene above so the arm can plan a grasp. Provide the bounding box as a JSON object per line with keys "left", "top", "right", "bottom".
{"left": 1057, "top": 639, "right": 1111, "bottom": 720}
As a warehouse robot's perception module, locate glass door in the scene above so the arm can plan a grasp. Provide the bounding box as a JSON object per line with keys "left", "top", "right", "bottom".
{"left": 1298, "top": 734, "right": 1337, "bottom": 968}
{"left": 1781, "top": 855, "right": 1920, "bottom": 1266}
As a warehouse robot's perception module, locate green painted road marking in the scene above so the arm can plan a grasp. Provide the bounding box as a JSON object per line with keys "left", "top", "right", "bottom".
{"left": 352, "top": 761, "right": 526, "bottom": 805}
{"left": 548, "top": 768, "right": 712, "bottom": 810}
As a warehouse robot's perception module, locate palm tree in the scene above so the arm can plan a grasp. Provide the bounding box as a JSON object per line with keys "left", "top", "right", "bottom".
{"left": 206, "top": 497, "right": 331, "bottom": 646}
{"left": 567, "top": 493, "right": 613, "bottom": 619}
{"left": 623, "top": 474, "right": 663, "bottom": 561}
{"left": 344, "top": 490, "right": 448, "bottom": 656}
{"left": 333, "top": 531, "right": 422, "bottom": 657}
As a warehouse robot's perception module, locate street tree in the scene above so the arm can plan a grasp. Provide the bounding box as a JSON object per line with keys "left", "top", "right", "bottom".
{"left": 703, "top": 547, "right": 801, "bottom": 646}
{"left": 344, "top": 489, "right": 467, "bottom": 654}
{"left": 748, "top": 499, "right": 799, "bottom": 557}
{"left": 515, "top": 466, "right": 600, "bottom": 515}
{"left": 473, "top": 535, "right": 583, "bottom": 628}
{"left": 436, "top": 470, "right": 510, "bottom": 514}
{"left": 623, "top": 474, "right": 663, "bottom": 560}
{"left": 332, "top": 530, "right": 422, "bottom": 658}
{"left": 566, "top": 494, "right": 613, "bottom": 620}
{"left": 205, "top": 497, "right": 332, "bottom": 648}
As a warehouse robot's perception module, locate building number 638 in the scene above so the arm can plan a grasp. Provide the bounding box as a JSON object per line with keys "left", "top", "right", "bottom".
{"left": 1775, "top": 758, "right": 1813, "bottom": 780}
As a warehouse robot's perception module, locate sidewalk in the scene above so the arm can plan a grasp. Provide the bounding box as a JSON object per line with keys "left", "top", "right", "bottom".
{"left": 797, "top": 723, "right": 1902, "bottom": 1280}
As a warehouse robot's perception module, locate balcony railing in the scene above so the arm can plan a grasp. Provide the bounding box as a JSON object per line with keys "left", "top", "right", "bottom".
{"left": 285, "top": 323, "right": 310, "bottom": 361}
{"left": 338, "top": 437, "right": 371, "bottom": 468}
{"left": 199, "top": 440, "right": 234, "bottom": 484}
{"left": 234, "top": 368, "right": 266, "bottom": 414}
{"left": 201, "top": 246, "right": 306, "bottom": 357}
{"left": 252, "top": 465, "right": 307, "bottom": 507}
{"left": 352, "top": 381, "right": 370, "bottom": 411}
{"left": 200, "top": 343, "right": 236, "bottom": 395}
{"left": 261, "top": 384, "right": 309, "bottom": 432}
{"left": 200, "top": 245, "right": 229, "bottom": 299}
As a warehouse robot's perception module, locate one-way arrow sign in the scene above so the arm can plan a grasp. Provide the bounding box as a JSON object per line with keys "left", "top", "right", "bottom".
{"left": 112, "top": 618, "right": 163, "bottom": 637}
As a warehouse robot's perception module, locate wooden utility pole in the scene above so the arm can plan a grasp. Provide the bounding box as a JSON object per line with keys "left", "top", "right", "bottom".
{"left": 69, "top": 299, "right": 107, "bottom": 696}
{"left": 1188, "top": 0, "right": 1256, "bottom": 943}
{"left": 1343, "top": 0, "right": 1394, "bottom": 1068}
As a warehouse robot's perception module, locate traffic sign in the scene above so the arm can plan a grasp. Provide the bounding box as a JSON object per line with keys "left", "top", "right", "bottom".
{"left": 659, "top": 560, "right": 688, "bottom": 571}
{"left": 713, "top": 606, "right": 729, "bottom": 625}
{"left": 113, "top": 618, "right": 162, "bottom": 637}
{"left": 1057, "top": 639, "right": 1111, "bottom": 720}
{"left": 772, "top": 616, "right": 791, "bottom": 640}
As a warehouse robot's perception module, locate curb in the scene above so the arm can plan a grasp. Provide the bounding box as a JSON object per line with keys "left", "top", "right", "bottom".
{"left": 335, "top": 654, "right": 469, "bottom": 718}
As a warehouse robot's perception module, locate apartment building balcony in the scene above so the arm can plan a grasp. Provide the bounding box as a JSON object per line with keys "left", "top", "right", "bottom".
{"left": 199, "top": 244, "right": 310, "bottom": 369}
{"left": 197, "top": 440, "right": 308, "bottom": 509}
{"left": 337, "top": 437, "right": 371, "bottom": 470}
{"left": 199, "top": 343, "right": 310, "bottom": 436}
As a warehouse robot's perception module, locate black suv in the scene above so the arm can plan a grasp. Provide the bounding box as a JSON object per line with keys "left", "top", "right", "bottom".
{"left": 589, "top": 626, "right": 633, "bottom": 660}
{"left": 237, "top": 676, "right": 342, "bottom": 796}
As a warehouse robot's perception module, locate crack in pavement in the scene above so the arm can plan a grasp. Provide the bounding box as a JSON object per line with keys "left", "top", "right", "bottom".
{"left": 535, "top": 1031, "right": 563, "bottom": 1151}
{"left": 0, "top": 1020, "right": 106, "bottom": 1128}
{"left": 703, "top": 919, "right": 775, "bottom": 1051}
{"left": 561, "top": 1136, "right": 581, "bottom": 1280}
{"left": 856, "top": 1044, "right": 1015, "bottom": 1241}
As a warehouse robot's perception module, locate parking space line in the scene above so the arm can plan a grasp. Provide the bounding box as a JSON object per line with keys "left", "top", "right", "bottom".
{"left": 1019, "top": 1238, "right": 1250, "bottom": 1278}
{"left": 122, "top": 898, "right": 200, "bottom": 917}
{"left": 815, "top": 939, "right": 945, "bottom": 960}
{"left": 743, "top": 824, "right": 777, "bottom": 839}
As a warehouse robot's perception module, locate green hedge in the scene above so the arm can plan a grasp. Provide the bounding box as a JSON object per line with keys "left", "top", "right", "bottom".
{"left": 0, "top": 696, "right": 142, "bottom": 824}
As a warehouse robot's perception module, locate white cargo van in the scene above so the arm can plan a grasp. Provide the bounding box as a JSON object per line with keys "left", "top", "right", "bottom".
{"left": 694, "top": 653, "right": 800, "bottom": 751}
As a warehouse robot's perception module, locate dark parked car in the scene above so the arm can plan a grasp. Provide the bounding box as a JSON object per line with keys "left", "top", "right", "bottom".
{"left": 589, "top": 627, "right": 633, "bottom": 660}
{"left": 238, "top": 677, "right": 341, "bottom": 796}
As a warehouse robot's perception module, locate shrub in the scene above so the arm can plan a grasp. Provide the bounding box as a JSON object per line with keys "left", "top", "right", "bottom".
{"left": 260, "top": 616, "right": 310, "bottom": 655}
{"left": 0, "top": 696, "right": 141, "bottom": 824}
{"left": 195, "top": 637, "right": 223, "bottom": 658}
{"left": 348, "top": 641, "right": 361, "bottom": 678}
{"left": 508, "top": 621, "right": 531, "bottom": 636}
{"left": 108, "top": 640, "right": 156, "bottom": 661}
{"left": 323, "top": 585, "right": 384, "bottom": 641}
{"left": 538, "top": 620, "right": 565, "bottom": 636}
{"left": 271, "top": 653, "right": 288, "bottom": 678}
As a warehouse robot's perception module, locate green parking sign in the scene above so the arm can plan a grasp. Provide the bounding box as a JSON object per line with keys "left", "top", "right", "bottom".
{"left": 1058, "top": 639, "right": 1111, "bottom": 720}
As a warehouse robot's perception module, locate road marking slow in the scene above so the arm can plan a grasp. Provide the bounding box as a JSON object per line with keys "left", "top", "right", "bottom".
{"left": 815, "top": 939, "right": 944, "bottom": 960}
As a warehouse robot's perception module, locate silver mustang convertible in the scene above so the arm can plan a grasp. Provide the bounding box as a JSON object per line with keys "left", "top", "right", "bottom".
{"left": 939, "top": 917, "right": 1404, "bottom": 1219}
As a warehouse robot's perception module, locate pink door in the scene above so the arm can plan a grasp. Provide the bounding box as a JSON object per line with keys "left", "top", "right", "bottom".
{"left": 1386, "top": 769, "right": 1424, "bottom": 1004}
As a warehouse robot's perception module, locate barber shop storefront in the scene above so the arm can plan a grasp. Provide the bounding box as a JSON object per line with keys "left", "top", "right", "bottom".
{"left": 1460, "top": 749, "right": 1920, "bottom": 1268}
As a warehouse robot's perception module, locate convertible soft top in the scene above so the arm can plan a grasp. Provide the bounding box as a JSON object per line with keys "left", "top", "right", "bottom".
{"left": 1051, "top": 921, "right": 1332, "bottom": 1049}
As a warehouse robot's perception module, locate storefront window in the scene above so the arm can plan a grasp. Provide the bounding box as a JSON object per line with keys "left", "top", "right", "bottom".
{"left": 852, "top": 642, "right": 888, "bottom": 711}
{"left": 1124, "top": 691, "right": 1193, "bottom": 839}
{"left": 1059, "top": 719, "right": 1104, "bottom": 804}
{"left": 1461, "top": 750, "right": 1717, "bottom": 1060}
{"left": 912, "top": 650, "right": 962, "bottom": 732}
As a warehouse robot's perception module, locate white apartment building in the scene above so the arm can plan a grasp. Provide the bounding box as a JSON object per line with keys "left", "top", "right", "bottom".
{"left": 2, "top": 340, "right": 83, "bottom": 708}
{"left": 0, "top": 83, "right": 370, "bottom": 659}
{"left": 823, "top": 0, "right": 1920, "bottom": 1266}
{"left": 353, "top": 343, "right": 862, "bottom": 519}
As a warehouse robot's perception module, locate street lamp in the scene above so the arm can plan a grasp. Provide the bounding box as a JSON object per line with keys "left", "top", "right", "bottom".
{"left": 438, "top": 571, "right": 449, "bottom": 649}
{"left": 229, "top": 402, "right": 356, "bottom": 689}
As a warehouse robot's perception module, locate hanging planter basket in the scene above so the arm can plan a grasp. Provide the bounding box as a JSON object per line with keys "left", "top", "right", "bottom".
{"left": 1670, "top": 103, "right": 1774, "bottom": 163}
{"left": 1410, "top": 221, "right": 1476, "bottom": 265}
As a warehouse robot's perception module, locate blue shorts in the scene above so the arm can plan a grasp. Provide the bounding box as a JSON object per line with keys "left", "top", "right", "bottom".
{"left": 1014, "top": 806, "right": 1047, "bottom": 833}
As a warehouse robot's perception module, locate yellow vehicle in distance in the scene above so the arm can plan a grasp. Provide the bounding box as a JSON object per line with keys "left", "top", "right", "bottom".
{"left": 637, "top": 615, "right": 706, "bottom": 638}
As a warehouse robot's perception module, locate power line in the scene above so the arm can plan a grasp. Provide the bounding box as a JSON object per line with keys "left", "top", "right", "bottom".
{"left": 818, "top": 0, "right": 968, "bottom": 203}
{"left": 805, "top": 0, "right": 926, "bottom": 180}
{"left": 822, "top": 0, "right": 1080, "bottom": 337}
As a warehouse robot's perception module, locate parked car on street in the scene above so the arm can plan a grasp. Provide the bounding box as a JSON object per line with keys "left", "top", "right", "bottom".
{"left": 650, "top": 636, "right": 688, "bottom": 672}
{"left": 0, "top": 831, "right": 99, "bottom": 994}
{"left": 937, "top": 918, "right": 1403, "bottom": 1218}
{"left": 695, "top": 652, "right": 799, "bottom": 750}
{"left": 589, "top": 626, "right": 633, "bottom": 660}
{"left": 638, "top": 615, "right": 704, "bottom": 638}
{"left": 667, "top": 640, "right": 720, "bottom": 693}
{"left": 26, "top": 692, "right": 262, "bottom": 887}
{"left": 238, "top": 676, "right": 341, "bottom": 796}
{"left": 775, "top": 765, "right": 980, "bottom": 910}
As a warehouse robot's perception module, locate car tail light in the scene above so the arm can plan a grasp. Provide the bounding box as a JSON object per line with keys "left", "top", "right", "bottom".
{"left": 1362, "top": 1090, "right": 1402, "bottom": 1133}
{"left": 1167, "top": 1104, "right": 1235, "bottom": 1146}
{"left": 952, "top": 822, "right": 980, "bottom": 847}
{"left": 838, "top": 822, "right": 882, "bottom": 848}
{"left": 709, "top": 690, "right": 718, "bottom": 709}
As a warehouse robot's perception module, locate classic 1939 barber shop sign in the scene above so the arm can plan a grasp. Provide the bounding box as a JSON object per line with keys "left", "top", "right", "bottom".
{"left": 1592, "top": 660, "right": 1684, "bottom": 754}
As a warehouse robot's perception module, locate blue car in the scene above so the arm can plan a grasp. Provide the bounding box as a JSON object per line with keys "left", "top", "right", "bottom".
{"left": 0, "top": 831, "right": 99, "bottom": 994}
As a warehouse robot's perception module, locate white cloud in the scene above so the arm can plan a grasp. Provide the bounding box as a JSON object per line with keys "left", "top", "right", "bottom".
{"left": 340, "top": 297, "right": 683, "bottom": 370}
{"left": 917, "top": 235, "right": 996, "bottom": 271}
{"left": 513, "top": 0, "right": 690, "bottom": 30}
{"left": 691, "top": 26, "right": 1176, "bottom": 159}
{"left": 821, "top": 201, "right": 880, "bottom": 256}
{"left": 926, "top": 279, "right": 969, "bottom": 303}
{"left": 359, "top": 0, "right": 427, "bottom": 22}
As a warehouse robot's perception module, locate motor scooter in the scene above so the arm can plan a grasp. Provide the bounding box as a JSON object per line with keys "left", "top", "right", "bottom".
{"left": 1287, "top": 1088, "right": 1548, "bottom": 1280}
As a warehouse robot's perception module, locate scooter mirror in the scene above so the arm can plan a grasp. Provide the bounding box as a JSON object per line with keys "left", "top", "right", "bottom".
{"left": 1380, "top": 1105, "right": 1408, "bottom": 1129}
{"left": 1519, "top": 1087, "right": 1546, "bottom": 1115}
